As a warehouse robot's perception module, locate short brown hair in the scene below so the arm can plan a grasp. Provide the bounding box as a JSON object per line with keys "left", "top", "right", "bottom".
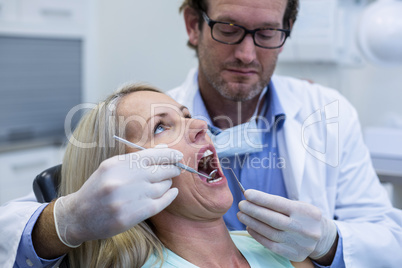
{"left": 180, "top": 0, "right": 299, "bottom": 50}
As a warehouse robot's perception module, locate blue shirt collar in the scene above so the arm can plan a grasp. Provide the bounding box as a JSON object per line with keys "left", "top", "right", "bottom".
{"left": 267, "top": 80, "right": 286, "bottom": 129}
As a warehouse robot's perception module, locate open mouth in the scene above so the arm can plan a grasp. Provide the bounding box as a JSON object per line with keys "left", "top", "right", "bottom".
{"left": 197, "top": 149, "right": 223, "bottom": 184}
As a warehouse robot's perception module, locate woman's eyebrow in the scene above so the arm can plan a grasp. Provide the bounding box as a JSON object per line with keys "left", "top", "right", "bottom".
{"left": 146, "top": 105, "right": 189, "bottom": 123}
{"left": 146, "top": 112, "right": 168, "bottom": 123}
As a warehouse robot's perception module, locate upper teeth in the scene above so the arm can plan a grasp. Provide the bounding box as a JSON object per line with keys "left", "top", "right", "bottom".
{"left": 202, "top": 150, "right": 213, "bottom": 158}
{"left": 199, "top": 150, "right": 213, "bottom": 169}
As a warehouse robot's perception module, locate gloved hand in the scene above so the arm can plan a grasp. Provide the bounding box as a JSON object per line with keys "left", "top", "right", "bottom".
{"left": 53, "top": 144, "right": 183, "bottom": 248}
{"left": 237, "top": 189, "right": 337, "bottom": 262}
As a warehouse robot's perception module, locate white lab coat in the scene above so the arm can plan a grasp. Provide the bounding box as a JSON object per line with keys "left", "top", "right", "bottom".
{"left": 167, "top": 68, "right": 402, "bottom": 267}
{"left": 0, "top": 192, "right": 42, "bottom": 268}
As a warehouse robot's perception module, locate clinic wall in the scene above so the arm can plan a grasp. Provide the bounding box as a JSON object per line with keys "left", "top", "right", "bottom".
{"left": 85, "top": 0, "right": 197, "bottom": 103}
{"left": 340, "top": 64, "right": 402, "bottom": 129}
{"left": 275, "top": 62, "right": 402, "bottom": 129}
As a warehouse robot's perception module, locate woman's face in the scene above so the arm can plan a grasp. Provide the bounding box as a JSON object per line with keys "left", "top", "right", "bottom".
{"left": 118, "top": 91, "right": 233, "bottom": 220}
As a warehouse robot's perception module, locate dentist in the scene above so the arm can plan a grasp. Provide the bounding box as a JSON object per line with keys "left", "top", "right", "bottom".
{"left": 168, "top": 0, "right": 402, "bottom": 267}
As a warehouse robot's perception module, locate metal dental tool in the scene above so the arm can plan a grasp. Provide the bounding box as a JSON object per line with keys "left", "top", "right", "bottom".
{"left": 227, "top": 168, "right": 246, "bottom": 195}
{"left": 113, "top": 135, "right": 213, "bottom": 179}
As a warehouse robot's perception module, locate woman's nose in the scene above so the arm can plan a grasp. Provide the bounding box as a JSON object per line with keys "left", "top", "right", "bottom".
{"left": 187, "top": 119, "right": 208, "bottom": 143}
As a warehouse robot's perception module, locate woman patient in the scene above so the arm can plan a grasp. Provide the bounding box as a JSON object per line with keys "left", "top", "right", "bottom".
{"left": 60, "top": 84, "right": 312, "bottom": 267}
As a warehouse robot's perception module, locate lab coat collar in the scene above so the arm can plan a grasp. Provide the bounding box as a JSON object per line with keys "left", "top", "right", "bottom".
{"left": 169, "top": 67, "right": 199, "bottom": 113}
{"left": 271, "top": 75, "right": 303, "bottom": 119}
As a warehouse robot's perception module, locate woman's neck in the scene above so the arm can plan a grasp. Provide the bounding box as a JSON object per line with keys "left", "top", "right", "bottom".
{"left": 151, "top": 213, "right": 250, "bottom": 268}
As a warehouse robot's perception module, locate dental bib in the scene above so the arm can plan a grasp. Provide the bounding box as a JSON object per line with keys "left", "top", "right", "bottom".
{"left": 207, "top": 120, "right": 264, "bottom": 158}
{"left": 207, "top": 87, "right": 268, "bottom": 159}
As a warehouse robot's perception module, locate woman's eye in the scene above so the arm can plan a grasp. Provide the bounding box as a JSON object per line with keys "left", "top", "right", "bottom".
{"left": 154, "top": 124, "right": 166, "bottom": 134}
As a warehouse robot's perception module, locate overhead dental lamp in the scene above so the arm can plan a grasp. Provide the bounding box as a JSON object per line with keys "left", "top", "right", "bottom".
{"left": 357, "top": 0, "right": 402, "bottom": 66}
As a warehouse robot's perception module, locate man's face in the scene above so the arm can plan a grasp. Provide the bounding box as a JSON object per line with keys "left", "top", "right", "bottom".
{"left": 190, "top": 0, "right": 287, "bottom": 101}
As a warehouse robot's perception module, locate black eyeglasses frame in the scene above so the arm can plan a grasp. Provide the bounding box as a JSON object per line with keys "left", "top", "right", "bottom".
{"left": 202, "top": 12, "right": 291, "bottom": 49}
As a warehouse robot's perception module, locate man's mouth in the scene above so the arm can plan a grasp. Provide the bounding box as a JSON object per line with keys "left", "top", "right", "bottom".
{"left": 227, "top": 68, "right": 257, "bottom": 75}
{"left": 197, "top": 149, "right": 223, "bottom": 183}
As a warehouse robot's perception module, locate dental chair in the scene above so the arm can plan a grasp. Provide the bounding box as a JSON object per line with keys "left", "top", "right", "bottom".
{"left": 33, "top": 164, "right": 62, "bottom": 203}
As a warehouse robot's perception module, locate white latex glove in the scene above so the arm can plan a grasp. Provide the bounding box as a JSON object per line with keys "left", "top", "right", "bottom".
{"left": 237, "top": 189, "right": 337, "bottom": 262}
{"left": 54, "top": 144, "right": 182, "bottom": 248}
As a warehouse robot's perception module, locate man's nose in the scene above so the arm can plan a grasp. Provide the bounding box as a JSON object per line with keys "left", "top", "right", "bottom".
{"left": 234, "top": 34, "right": 257, "bottom": 64}
{"left": 187, "top": 119, "right": 208, "bottom": 143}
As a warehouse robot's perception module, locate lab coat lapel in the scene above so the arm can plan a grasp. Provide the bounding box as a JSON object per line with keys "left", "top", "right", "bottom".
{"left": 274, "top": 76, "right": 306, "bottom": 201}
{"left": 278, "top": 117, "right": 306, "bottom": 200}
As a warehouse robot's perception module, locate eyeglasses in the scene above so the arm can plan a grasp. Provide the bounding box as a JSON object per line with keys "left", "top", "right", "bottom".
{"left": 202, "top": 12, "right": 290, "bottom": 49}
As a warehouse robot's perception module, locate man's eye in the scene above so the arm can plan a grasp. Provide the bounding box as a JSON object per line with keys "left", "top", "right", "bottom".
{"left": 256, "top": 30, "right": 275, "bottom": 40}
{"left": 221, "top": 29, "right": 238, "bottom": 36}
{"left": 219, "top": 28, "right": 240, "bottom": 36}
{"left": 154, "top": 124, "right": 166, "bottom": 134}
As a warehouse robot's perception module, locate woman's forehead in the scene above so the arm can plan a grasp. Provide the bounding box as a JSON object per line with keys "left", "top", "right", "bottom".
{"left": 118, "top": 91, "right": 180, "bottom": 117}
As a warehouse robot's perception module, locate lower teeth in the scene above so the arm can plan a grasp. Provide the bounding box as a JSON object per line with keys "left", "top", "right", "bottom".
{"left": 207, "top": 177, "right": 222, "bottom": 183}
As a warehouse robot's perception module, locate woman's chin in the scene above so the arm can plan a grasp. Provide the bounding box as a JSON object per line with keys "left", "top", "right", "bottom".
{"left": 205, "top": 192, "right": 234, "bottom": 216}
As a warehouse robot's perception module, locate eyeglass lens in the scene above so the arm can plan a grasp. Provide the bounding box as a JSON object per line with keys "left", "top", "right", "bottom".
{"left": 212, "top": 23, "right": 285, "bottom": 48}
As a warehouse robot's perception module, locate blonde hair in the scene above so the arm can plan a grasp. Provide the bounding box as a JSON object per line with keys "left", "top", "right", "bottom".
{"left": 60, "top": 84, "right": 165, "bottom": 267}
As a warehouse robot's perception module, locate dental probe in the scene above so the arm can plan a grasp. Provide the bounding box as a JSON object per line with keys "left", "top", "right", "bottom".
{"left": 113, "top": 135, "right": 212, "bottom": 179}
{"left": 227, "top": 168, "right": 246, "bottom": 195}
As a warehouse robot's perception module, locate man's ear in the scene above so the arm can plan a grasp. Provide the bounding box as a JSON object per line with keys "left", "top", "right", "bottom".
{"left": 183, "top": 7, "right": 201, "bottom": 47}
